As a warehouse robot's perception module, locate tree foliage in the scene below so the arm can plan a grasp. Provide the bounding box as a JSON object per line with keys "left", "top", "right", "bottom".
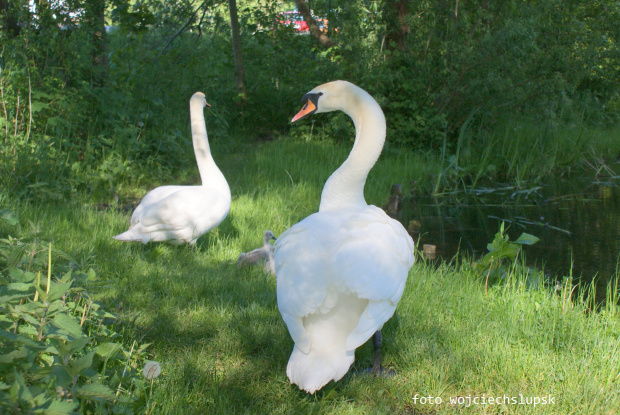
{"left": 0, "top": 0, "right": 618, "bottom": 200}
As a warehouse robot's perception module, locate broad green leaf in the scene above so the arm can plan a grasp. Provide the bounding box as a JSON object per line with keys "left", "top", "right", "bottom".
{"left": 47, "top": 280, "right": 73, "bottom": 302}
{"left": 6, "top": 282, "right": 33, "bottom": 292}
{"left": 0, "top": 209, "right": 19, "bottom": 226}
{"left": 18, "top": 325, "right": 39, "bottom": 338}
{"left": 7, "top": 248, "right": 27, "bottom": 269}
{"left": 45, "top": 398, "right": 79, "bottom": 415}
{"left": 13, "top": 372, "right": 34, "bottom": 404}
{"left": 0, "top": 294, "right": 25, "bottom": 304}
{"left": 71, "top": 351, "right": 95, "bottom": 375}
{"left": 95, "top": 342, "right": 122, "bottom": 360}
{"left": 75, "top": 383, "right": 116, "bottom": 400}
{"left": 30, "top": 101, "right": 49, "bottom": 113}
{"left": 51, "top": 365, "right": 73, "bottom": 388}
{"left": 35, "top": 286, "right": 48, "bottom": 302}
{"left": 67, "top": 336, "right": 90, "bottom": 353}
{"left": 51, "top": 313, "right": 83, "bottom": 338}
{"left": 9, "top": 268, "right": 34, "bottom": 283}
{"left": 136, "top": 343, "right": 152, "bottom": 354}
{"left": 0, "top": 346, "right": 29, "bottom": 363}
{"left": 498, "top": 243, "right": 520, "bottom": 261}
{"left": 19, "top": 313, "right": 40, "bottom": 326}
{"left": 0, "top": 329, "right": 41, "bottom": 347}
{"left": 60, "top": 270, "right": 73, "bottom": 283}
{"left": 31, "top": 365, "right": 53, "bottom": 381}
{"left": 87, "top": 268, "right": 96, "bottom": 280}
{"left": 514, "top": 233, "right": 540, "bottom": 245}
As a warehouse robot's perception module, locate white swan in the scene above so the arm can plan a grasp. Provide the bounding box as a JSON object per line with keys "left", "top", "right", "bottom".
{"left": 274, "top": 81, "right": 415, "bottom": 393}
{"left": 237, "top": 230, "right": 277, "bottom": 274}
{"left": 113, "top": 92, "right": 231, "bottom": 245}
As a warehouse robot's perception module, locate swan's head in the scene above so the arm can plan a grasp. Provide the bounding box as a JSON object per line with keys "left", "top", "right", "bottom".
{"left": 264, "top": 230, "right": 277, "bottom": 242}
{"left": 191, "top": 92, "right": 211, "bottom": 108}
{"left": 291, "top": 80, "right": 361, "bottom": 122}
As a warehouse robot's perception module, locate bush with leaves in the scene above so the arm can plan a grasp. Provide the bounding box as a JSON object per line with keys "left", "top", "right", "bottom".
{"left": 475, "top": 222, "right": 541, "bottom": 290}
{"left": 0, "top": 210, "right": 152, "bottom": 414}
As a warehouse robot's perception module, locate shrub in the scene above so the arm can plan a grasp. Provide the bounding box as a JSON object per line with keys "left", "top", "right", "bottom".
{"left": 0, "top": 210, "right": 152, "bottom": 414}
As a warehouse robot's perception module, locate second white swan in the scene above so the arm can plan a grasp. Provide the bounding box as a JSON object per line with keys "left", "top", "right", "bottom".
{"left": 113, "top": 92, "right": 231, "bottom": 245}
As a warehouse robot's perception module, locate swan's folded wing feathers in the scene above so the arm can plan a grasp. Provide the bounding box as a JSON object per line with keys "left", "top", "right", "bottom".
{"left": 275, "top": 207, "right": 414, "bottom": 358}
{"left": 275, "top": 220, "right": 333, "bottom": 349}
{"left": 139, "top": 187, "right": 226, "bottom": 230}
{"left": 280, "top": 312, "right": 310, "bottom": 353}
{"left": 346, "top": 300, "right": 396, "bottom": 349}
{"left": 331, "top": 209, "right": 413, "bottom": 303}
{"left": 131, "top": 185, "right": 184, "bottom": 224}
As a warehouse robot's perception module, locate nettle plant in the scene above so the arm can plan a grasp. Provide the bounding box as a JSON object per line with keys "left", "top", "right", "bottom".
{"left": 475, "top": 222, "right": 541, "bottom": 291}
{"left": 0, "top": 210, "right": 152, "bottom": 414}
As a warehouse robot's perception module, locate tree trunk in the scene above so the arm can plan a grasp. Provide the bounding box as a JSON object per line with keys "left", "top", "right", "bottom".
{"left": 293, "top": 0, "right": 336, "bottom": 48}
{"left": 85, "top": 0, "right": 108, "bottom": 87}
{"left": 385, "top": 0, "right": 410, "bottom": 51}
{"left": 228, "top": 0, "right": 247, "bottom": 100}
{"left": 0, "top": 0, "right": 22, "bottom": 38}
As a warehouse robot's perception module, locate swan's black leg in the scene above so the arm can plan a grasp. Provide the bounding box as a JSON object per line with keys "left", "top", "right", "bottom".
{"left": 370, "top": 330, "right": 396, "bottom": 377}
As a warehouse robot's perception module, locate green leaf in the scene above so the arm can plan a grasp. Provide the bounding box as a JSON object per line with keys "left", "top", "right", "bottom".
{"left": 95, "top": 342, "right": 122, "bottom": 361}
{"left": 12, "top": 372, "right": 34, "bottom": 404}
{"left": 30, "top": 101, "right": 49, "bottom": 113}
{"left": 45, "top": 398, "right": 79, "bottom": 415}
{"left": 9, "top": 268, "right": 34, "bottom": 283}
{"left": 35, "top": 286, "right": 48, "bottom": 302}
{"left": 6, "top": 282, "right": 33, "bottom": 292}
{"left": 0, "top": 294, "right": 26, "bottom": 304}
{"left": 0, "top": 346, "right": 29, "bottom": 363}
{"left": 51, "top": 365, "right": 73, "bottom": 388}
{"left": 19, "top": 313, "right": 41, "bottom": 326}
{"left": 47, "top": 280, "right": 73, "bottom": 302}
{"left": 498, "top": 243, "right": 520, "bottom": 261}
{"left": 7, "top": 248, "right": 27, "bottom": 269}
{"left": 0, "top": 209, "right": 19, "bottom": 226}
{"left": 31, "top": 365, "right": 53, "bottom": 381}
{"left": 514, "top": 233, "right": 540, "bottom": 246}
{"left": 0, "top": 329, "right": 42, "bottom": 348}
{"left": 71, "top": 351, "right": 95, "bottom": 376}
{"left": 75, "top": 383, "right": 116, "bottom": 400}
{"left": 51, "top": 313, "right": 83, "bottom": 338}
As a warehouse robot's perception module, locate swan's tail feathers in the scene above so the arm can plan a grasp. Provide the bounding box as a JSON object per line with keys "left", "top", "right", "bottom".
{"left": 286, "top": 345, "right": 354, "bottom": 394}
{"left": 112, "top": 229, "right": 149, "bottom": 244}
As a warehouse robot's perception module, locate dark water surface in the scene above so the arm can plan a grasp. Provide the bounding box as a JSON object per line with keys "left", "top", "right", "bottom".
{"left": 399, "top": 173, "right": 619, "bottom": 299}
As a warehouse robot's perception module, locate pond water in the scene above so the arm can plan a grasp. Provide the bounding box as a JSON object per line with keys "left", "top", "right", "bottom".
{"left": 398, "top": 172, "right": 619, "bottom": 301}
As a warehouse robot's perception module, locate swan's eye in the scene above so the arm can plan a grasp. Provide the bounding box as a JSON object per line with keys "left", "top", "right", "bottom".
{"left": 318, "top": 92, "right": 323, "bottom": 96}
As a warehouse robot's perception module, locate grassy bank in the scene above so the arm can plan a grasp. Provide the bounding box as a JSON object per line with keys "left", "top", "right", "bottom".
{"left": 2, "top": 136, "right": 619, "bottom": 414}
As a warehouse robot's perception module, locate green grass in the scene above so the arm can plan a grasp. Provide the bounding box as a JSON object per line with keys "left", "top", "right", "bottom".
{"left": 1, "top": 136, "right": 619, "bottom": 414}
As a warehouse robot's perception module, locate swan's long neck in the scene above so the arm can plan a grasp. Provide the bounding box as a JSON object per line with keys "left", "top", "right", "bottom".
{"left": 190, "top": 101, "right": 228, "bottom": 192}
{"left": 319, "top": 92, "right": 386, "bottom": 212}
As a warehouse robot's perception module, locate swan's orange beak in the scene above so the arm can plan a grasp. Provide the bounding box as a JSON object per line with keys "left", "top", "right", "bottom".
{"left": 291, "top": 100, "right": 317, "bottom": 123}
{"left": 205, "top": 102, "right": 211, "bottom": 107}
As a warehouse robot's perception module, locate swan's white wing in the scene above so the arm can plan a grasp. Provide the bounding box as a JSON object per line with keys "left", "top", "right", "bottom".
{"left": 134, "top": 186, "right": 230, "bottom": 241}
{"left": 130, "top": 185, "right": 185, "bottom": 225}
{"left": 330, "top": 206, "right": 413, "bottom": 348}
{"left": 333, "top": 206, "right": 413, "bottom": 301}
{"left": 275, "top": 206, "right": 414, "bottom": 353}
{"left": 275, "top": 220, "right": 333, "bottom": 353}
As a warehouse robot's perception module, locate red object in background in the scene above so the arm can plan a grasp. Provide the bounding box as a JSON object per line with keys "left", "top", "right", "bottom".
{"left": 278, "top": 11, "right": 328, "bottom": 33}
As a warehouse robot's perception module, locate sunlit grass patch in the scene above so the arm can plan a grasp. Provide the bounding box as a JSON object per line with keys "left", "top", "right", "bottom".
{"left": 1, "top": 129, "right": 619, "bottom": 414}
